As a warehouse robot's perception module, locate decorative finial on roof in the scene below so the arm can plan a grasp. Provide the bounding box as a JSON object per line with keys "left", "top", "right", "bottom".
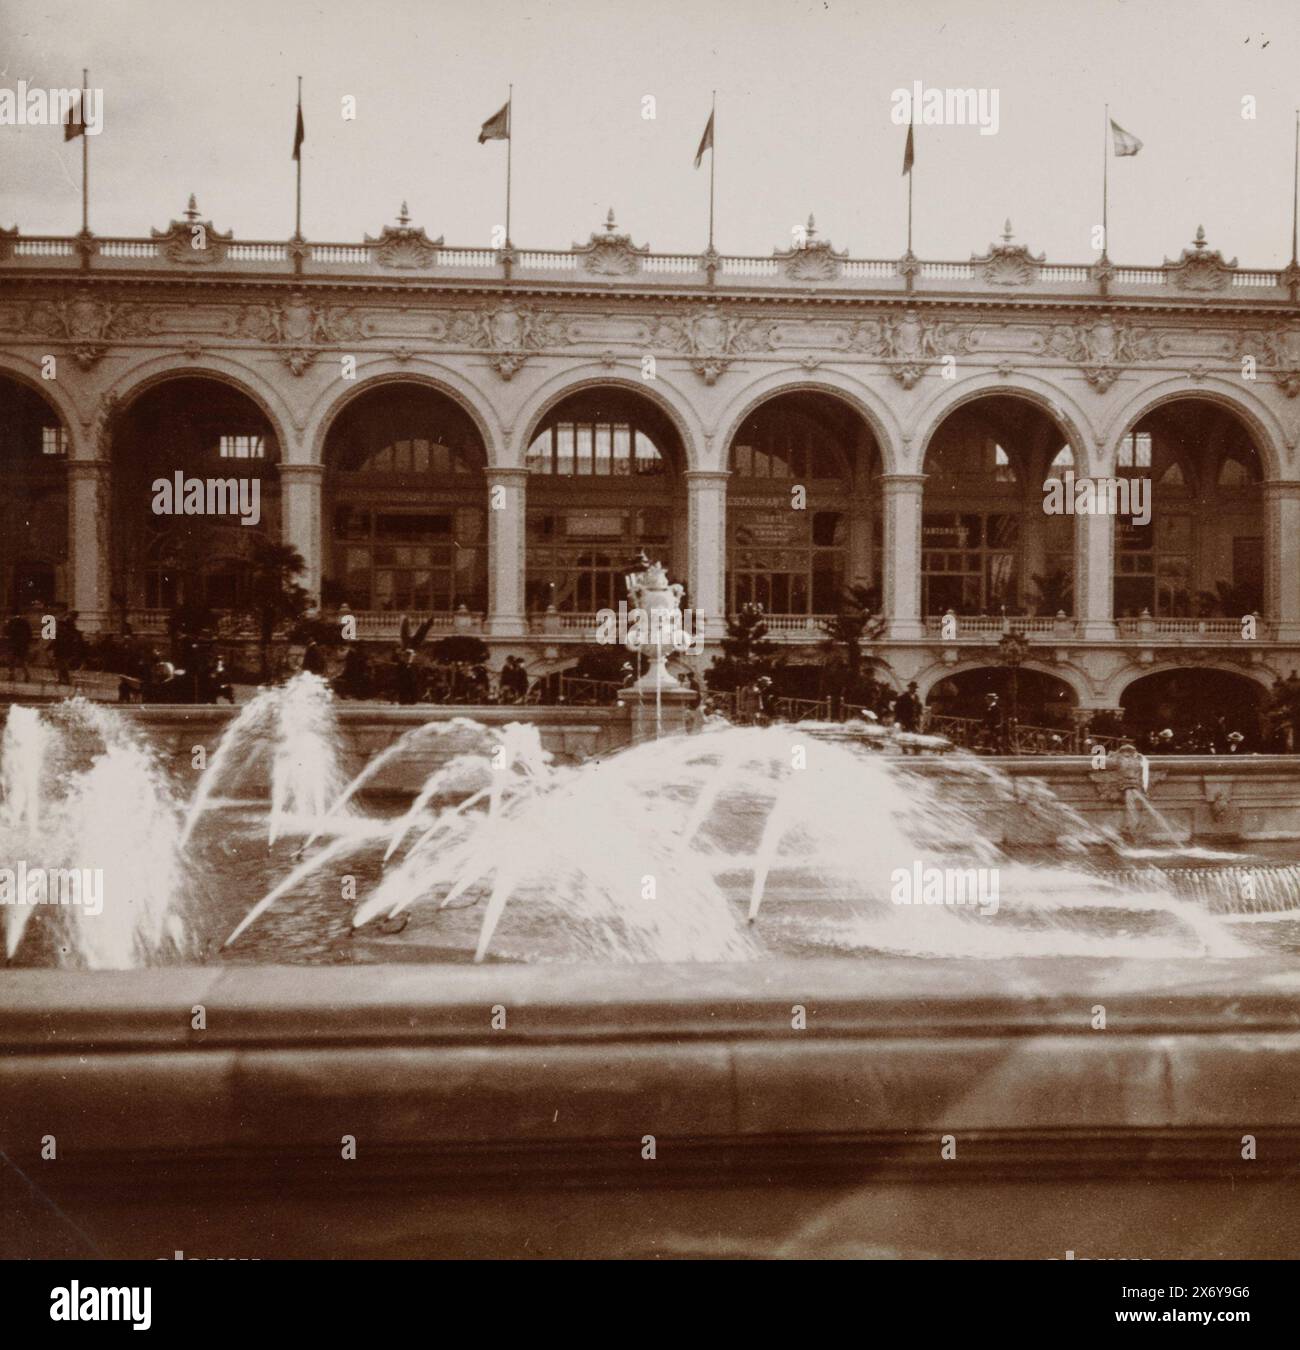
{"left": 806, "top": 212, "right": 817, "bottom": 238}
{"left": 1193, "top": 224, "right": 1207, "bottom": 249}
{"left": 604, "top": 207, "right": 617, "bottom": 232}
{"left": 397, "top": 202, "right": 410, "bottom": 226}
{"left": 1002, "top": 218, "right": 1014, "bottom": 243}
{"left": 184, "top": 194, "right": 199, "bottom": 222}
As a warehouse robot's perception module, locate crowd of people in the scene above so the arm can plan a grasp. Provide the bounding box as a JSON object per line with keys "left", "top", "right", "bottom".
{"left": 299, "top": 641, "right": 538, "bottom": 707}
{"left": 5, "top": 606, "right": 1300, "bottom": 754}
{"left": 5, "top": 608, "right": 88, "bottom": 687}
{"left": 115, "top": 634, "right": 235, "bottom": 705}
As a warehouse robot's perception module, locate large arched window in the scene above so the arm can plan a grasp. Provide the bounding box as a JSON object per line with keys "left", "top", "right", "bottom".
{"left": 922, "top": 397, "right": 1074, "bottom": 617}
{"left": 1112, "top": 403, "right": 1264, "bottom": 618}
{"left": 0, "top": 379, "right": 69, "bottom": 614}
{"left": 525, "top": 391, "right": 681, "bottom": 613}
{"left": 111, "top": 378, "right": 281, "bottom": 626}
{"left": 726, "top": 394, "right": 873, "bottom": 617}
{"left": 324, "top": 386, "right": 487, "bottom": 614}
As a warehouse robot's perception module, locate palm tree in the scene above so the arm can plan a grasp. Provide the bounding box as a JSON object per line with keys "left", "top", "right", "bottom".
{"left": 242, "top": 538, "right": 310, "bottom": 679}
{"left": 706, "top": 603, "right": 778, "bottom": 693}
{"left": 819, "top": 585, "right": 885, "bottom": 717}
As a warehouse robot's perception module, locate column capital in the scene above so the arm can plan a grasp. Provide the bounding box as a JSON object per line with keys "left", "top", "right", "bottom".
{"left": 486, "top": 465, "right": 530, "bottom": 485}
{"left": 1261, "top": 478, "right": 1300, "bottom": 496}
{"left": 277, "top": 462, "right": 326, "bottom": 482}
{"left": 684, "top": 469, "right": 730, "bottom": 485}
{"left": 879, "top": 472, "right": 927, "bottom": 490}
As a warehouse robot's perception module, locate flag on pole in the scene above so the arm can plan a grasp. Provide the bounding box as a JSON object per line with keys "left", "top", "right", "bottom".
{"left": 479, "top": 101, "right": 510, "bottom": 143}
{"left": 902, "top": 122, "right": 914, "bottom": 175}
{"left": 292, "top": 100, "right": 305, "bottom": 160}
{"left": 1109, "top": 118, "right": 1142, "bottom": 157}
{"left": 694, "top": 109, "right": 714, "bottom": 168}
{"left": 63, "top": 90, "right": 85, "bottom": 141}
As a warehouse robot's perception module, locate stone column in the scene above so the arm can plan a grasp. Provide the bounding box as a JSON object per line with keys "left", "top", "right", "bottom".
{"left": 67, "top": 459, "right": 111, "bottom": 634}
{"left": 279, "top": 463, "right": 325, "bottom": 606}
{"left": 1264, "top": 481, "right": 1300, "bottom": 642}
{"left": 848, "top": 493, "right": 874, "bottom": 593}
{"left": 881, "top": 473, "right": 926, "bottom": 640}
{"left": 1075, "top": 509, "right": 1116, "bottom": 640}
{"left": 686, "top": 469, "right": 728, "bottom": 639}
{"left": 486, "top": 467, "right": 528, "bottom": 637}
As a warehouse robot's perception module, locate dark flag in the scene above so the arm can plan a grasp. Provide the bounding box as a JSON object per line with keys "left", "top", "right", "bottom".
{"left": 292, "top": 102, "right": 305, "bottom": 160}
{"left": 63, "top": 90, "right": 85, "bottom": 141}
{"left": 479, "top": 101, "right": 510, "bottom": 143}
{"left": 902, "top": 122, "right": 914, "bottom": 175}
{"left": 694, "top": 109, "right": 714, "bottom": 168}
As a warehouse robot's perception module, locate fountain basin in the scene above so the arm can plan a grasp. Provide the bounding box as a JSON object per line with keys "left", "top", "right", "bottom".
{"left": 2, "top": 958, "right": 1298, "bottom": 1258}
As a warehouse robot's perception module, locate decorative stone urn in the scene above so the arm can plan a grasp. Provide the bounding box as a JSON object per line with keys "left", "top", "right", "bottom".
{"left": 625, "top": 558, "right": 685, "bottom": 693}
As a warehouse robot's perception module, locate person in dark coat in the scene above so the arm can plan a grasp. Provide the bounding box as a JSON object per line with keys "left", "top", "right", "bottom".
{"left": 498, "top": 655, "right": 529, "bottom": 704}
{"left": 393, "top": 646, "right": 421, "bottom": 705}
{"left": 301, "top": 639, "right": 327, "bottom": 677}
{"left": 893, "top": 680, "right": 923, "bottom": 732}
{"left": 4, "top": 611, "right": 32, "bottom": 682}
{"left": 52, "top": 611, "right": 85, "bottom": 686}
{"left": 334, "top": 645, "right": 371, "bottom": 700}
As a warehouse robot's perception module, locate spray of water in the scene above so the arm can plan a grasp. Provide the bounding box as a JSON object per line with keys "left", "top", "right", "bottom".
{"left": 330, "top": 722, "right": 1247, "bottom": 963}
{"left": 1, "top": 700, "right": 192, "bottom": 967}
{"left": 182, "top": 674, "right": 353, "bottom": 848}
{"left": 2, "top": 685, "right": 1280, "bottom": 970}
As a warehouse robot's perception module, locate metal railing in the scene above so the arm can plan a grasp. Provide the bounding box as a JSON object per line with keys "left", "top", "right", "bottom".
{"left": 923, "top": 713, "right": 1120, "bottom": 755}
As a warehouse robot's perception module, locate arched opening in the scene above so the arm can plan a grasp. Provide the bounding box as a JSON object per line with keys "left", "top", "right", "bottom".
{"left": 1113, "top": 401, "right": 1264, "bottom": 619}
{"left": 525, "top": 389, "right": 683, "bottom": 614}
{"left": 111, "top": 378, "right": 280, "bottom": 632}
{"left": 0, "top": 378, "right": 69, "bottom": 616}
{"left": 927, "top": 665, "right": 1077, "bottom": 731}
{"left": 922, "top": 396, "right": 1075, "bottom": 618}
{"left": 1120, "top": 668, "right": 1267, "bottom": 749}
{"left": 323, "top": 384, "right": 487, "bottom": 616}
{"left": 725, "top": 391, "right": 882, "bottom": 622}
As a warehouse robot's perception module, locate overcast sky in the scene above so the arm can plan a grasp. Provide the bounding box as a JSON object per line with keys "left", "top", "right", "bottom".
{"left": 2, "top": 0, "right": 1298, "bottom": 266}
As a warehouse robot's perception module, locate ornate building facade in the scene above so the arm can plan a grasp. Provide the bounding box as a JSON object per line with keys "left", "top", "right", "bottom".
{"left": 4, "top": 201, "right": 1300, "bottom": 726}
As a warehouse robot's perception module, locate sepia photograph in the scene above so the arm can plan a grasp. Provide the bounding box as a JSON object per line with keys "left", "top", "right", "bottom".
{"left": 0, "top": 0, "right": 1296, "bottom": 1301}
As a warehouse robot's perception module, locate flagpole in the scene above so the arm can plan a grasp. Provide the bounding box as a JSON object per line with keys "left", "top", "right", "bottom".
{"left": 1102, "top": 103, "right": 1109, "bottom": 261}
{"left": 505, "top": 84, "right": 513, "bottom": 245}
{"left": 295, "top": 76, "right": 303, "bottom": 238}
{"left": 708, "top": 90, "right": 716, "bottom": 251}
{"left": 81, "top": 68, "right": 89, "bottom": 235}
{"left": 907, "top": 115, "right": 914, "bottom": 254}
{"left": 1291, "top": 109, "right": 1298, "bottom": 267}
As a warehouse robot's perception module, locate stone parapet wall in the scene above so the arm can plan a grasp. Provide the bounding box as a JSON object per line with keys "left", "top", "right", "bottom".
{"left": 2, "top": 958, "right": 1298, "bottom": 1257}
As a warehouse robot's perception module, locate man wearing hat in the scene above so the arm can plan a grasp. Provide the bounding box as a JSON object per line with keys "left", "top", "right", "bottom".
{"left": 893, "top": 680, "right": 923, "bottom": 733}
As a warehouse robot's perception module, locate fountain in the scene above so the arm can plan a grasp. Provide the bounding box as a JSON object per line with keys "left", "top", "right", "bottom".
{"left": 5, "top": 679, "right": 1297, "bottom": 970}
{"left": 5, "top": 679, "right": 1300, "bottom": 1261}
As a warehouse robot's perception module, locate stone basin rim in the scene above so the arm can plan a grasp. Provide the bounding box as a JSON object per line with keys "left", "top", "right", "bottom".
{"left": 4, "top": 956, "right": 1300, "bottom": 1051}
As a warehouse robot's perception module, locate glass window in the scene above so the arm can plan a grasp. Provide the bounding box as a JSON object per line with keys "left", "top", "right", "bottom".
{"left": 922, "top": 511, "right": 1030, "bottom": 614}
{"left": 1119, "top": 432, "right": 1152, "bottom": 469}
{"left": 218, "top": 434, "right": 265, "bottom": 460}
{"left": 527, "top": 418, "right": 668, "bottom": 476}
